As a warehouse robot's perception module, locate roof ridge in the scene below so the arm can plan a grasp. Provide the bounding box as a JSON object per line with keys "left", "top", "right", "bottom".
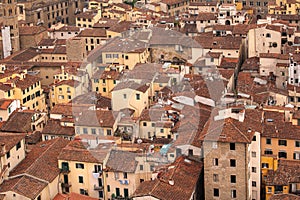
{"left": 25, "top": 139, "right": 60, "bottom": 175}
{"left": 229, "top": 120, "right": 250, "bottom": 143}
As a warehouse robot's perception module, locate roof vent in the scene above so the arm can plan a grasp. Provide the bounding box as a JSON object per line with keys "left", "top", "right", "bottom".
{"left": 266, "top": 118, "right": 274, "bottom": 122}
{"left": 168, "top": 179, "right": 174, "bottom": 186}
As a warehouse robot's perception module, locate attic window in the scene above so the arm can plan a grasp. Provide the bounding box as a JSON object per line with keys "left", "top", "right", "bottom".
{"left": 266, "top": 33, "right": 271, "bottom": 38}
{"left": 213, "top": 42, "right": 217, "bottom": 45}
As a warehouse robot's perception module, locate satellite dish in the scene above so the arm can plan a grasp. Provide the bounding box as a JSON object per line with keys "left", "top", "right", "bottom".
{"left": 137, "top": 138, "right": 142, "bottom": 144}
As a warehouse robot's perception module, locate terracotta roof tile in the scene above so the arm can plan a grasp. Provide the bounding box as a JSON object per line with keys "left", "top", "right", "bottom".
{"left": 58, "top": 140, "right": 111, "bottom": 163}
{"left": 9, "top": 138, "right": 70, "bottom": 182}
{"left": 76, "top": 110, "right": 117, "bottom": 127}
{"left": 266, "top": 160, "right": 300, "bottom": 186}
{"left": 77, "top": 28, "right": 106, "bottom": 37}
{"left": 106, "top": 150, "right": 138, "bottom": 173}
{"left": 0, "top": 175, "right": 48, "bottom": 199}
{"left": 133, "top": 156, "right": 203, "bottom": 200}
{"left": 42, "top": 119, "right": 75, "bottom": 136}
{"left": 269, "top": 194, "right": 300, "bottom": 200}
{"left": 0, "top": 132, "right": 26, "bottom": 156}
{"left": 1, "top": 111, "right": 35, "bottom": 133}
{"left": 112, "top": 81, "right": 150, "bottom": 93}
{"left": 19, "top": 26, "right": 47, "bottom": 36}
{"left": 0, "top": 99, "right": 14, "bottom": 110}
{"left": 54, "top": 192, "right": 99, "bottom": 200}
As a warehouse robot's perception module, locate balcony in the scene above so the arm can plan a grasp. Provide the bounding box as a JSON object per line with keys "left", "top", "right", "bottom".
{"left": 94, "top": 184, "right": 103, "bottom": 191}
{"left": 61, "top": 182, "right": 72, "bottom": 188}
{"left": 92, "top": 171, "right": 102, "bottom": 178}
{"left": 60, "top": 167, "right": 70, "bottom": 174}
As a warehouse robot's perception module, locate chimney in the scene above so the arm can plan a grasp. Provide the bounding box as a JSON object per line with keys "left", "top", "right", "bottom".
{"left": 1, "top": 143, "right": 6, "bottom": 154}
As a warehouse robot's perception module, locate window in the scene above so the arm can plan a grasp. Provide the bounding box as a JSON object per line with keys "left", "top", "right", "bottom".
{"left": 123, "top": 94, "right": 127, "bottom": 99}
{"left": 252, "top": 136, "right": 256, "bottom": 141}
{"left": 264, "top": 149, "right": 273, "bottom": 155}
{"left": 266, "top": 138, "right": 271, "bottom": 144}
{"left": 107, "top": 185, "right": 110, "bottom": 192}
{"left": 143, "top": 122, "right": 147, "bottom": 126}
{"left": 230, "top": 159, "right": 236, "bottom": 167}
{"left": 278, "top": 140, "right": 287, "bottom": 146}
{"left": 103, "top": 88, "right": 106, "bottom": 92}
{"left": 114, "top": 172, "right": 119, "bottom": 180}
{"left": 230, "top": 143, "right": 235, "bottom": 150}
{"left": 278, "top": 151, "right": 287, "bottom": 158}
{"left": 213, "top": 158, "right": 218, "bottom": 166}
{"left": 231, "top": 190, "right": 237, "bottom": 198}
{"left": 213, "top": 188, "right": 219, "bottom": 197}
{"left": 124, "top": 188, "right": 129, "bottom": 198}
{"left": 230, "top": 175, "right": 236, "bottom": 183}
{"left": 136, "top": 93, "right": 140, "bottom": 100}
{"left": 116, "top": 188, "right": 120, "bottom": 197}
{"left": 266, "top": 33, "right": 271, "bottom": 38}
{"left": 252, "top": 181, "right": 257, "bottom": 187}
{"left": 252, "top": 167, "right": 257, "bottom": 173}
{"left": 79, "top": 176, "right": 84, "bottom": 183}
{"left": 83, "top": 128, "right": 88, "bottom": 134}
{"left": 6, "top": 151, "right": 10, "bottom": 159}
{"left": 76, "top": 163, "right": 84, "bottom": 169}
{"left": 267, "top": 187, "right": 272, "bottom": 193}
{"left": 212, "top": 142, "right": 218, "bottom": 149}
{"left": 262, "top": 163, "right": 269, "bottom": 168}
{"left": 16, "top": 142, "right": 21, "bottom": 150}
{"left": 107, "top": 129, "right": 112, "bottom": 136}
{"left": 293, "top": 152, "right": 300, "bottom": 160}
{"left": 123, "top": 172, "right": 127, "bottom": 179}
{"left": 150, "top": 165, "right": 155, "bottom": 171}
{"left": 80, "top": 189, "right": 87, "bottom": 195}
{"left": 91, "top": 128, "right": 96, "bottom": 134}
{"left": 140, "top": 165, "right": 143, "bottom": 170}
{"left": 213, "top": 174, "right": 219, "bottom": 182}
{"left": 252, "top": 151, "right": 256, "bottom": 157}
{"left": 296, "top": 141, "right": 300, "bottom": 147}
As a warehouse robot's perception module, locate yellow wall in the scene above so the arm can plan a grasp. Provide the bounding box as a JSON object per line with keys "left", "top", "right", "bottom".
{"left": 92, "top": 78, "right": 117, "bottom": 98}
{"left": 50, "top": 83, "right": 75, "bottom": 108}
{"left": 0, "top": 73, "right": 46, "bottom": 111}
{"left": 58, "top": 160, "right": 104, "bottom": 199}
{"left": 104, "top": 172, "right": 136, "bottom": 199}
{"left": 265, "top": 185, "right": 289, "bottom": 200}
{"left": 112, "top": 88, "right": 149, "bottom": 117}
{"left": 261, "top": 137, "right": 300, "bottom": 161}
{"left": 102, "top": 50, "right": 149, "bottom": 70}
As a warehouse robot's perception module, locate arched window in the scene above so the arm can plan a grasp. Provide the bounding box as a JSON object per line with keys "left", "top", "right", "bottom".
{"left": 8, "top": 9, "right": 12, "bottom": 16}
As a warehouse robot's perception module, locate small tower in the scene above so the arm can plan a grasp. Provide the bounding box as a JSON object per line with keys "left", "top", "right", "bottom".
{"left": 2, "top": 0, "right": 20, "bottom": 55}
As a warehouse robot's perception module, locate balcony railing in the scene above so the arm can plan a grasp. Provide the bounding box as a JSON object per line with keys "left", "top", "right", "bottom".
{"left": 61, "top": 182, "right": 72, "bottom": 188}
{"left": 60, "top": 167, "right": 70, "bottom": 174}
{"left": 94, "top": 184, "right": 103, "bottom": 190}
{"left": 92, "top": 171, "right": 102, "bottom": 178}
